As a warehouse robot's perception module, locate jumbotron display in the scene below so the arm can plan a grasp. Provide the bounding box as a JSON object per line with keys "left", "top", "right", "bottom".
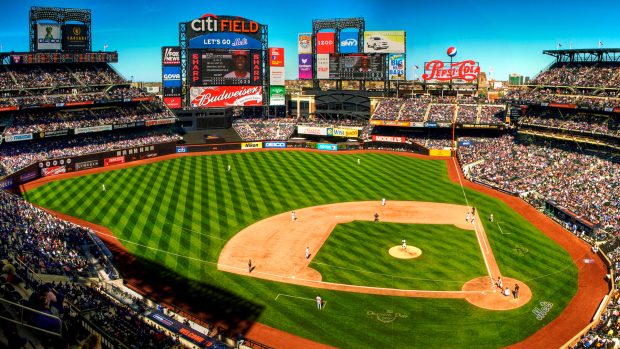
{"left": 328, "top": 54, "right": 385, "bottom": 80}
{"left": 189, "top": 50, "right": 262, "bottom": 86}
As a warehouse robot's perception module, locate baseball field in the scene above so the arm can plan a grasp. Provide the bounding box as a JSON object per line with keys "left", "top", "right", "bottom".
{"left": 24, "top": 150, "right": 581, "bottom": 348}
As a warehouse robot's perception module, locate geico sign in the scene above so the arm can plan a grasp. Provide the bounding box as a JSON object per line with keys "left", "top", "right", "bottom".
{"left": 191, "top": 14, "right": 259, "bottom": 34}
{"left": 163, "top": 73, "right": 181, "bottom": 80}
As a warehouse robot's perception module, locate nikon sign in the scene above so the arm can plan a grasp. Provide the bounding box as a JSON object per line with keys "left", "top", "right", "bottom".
{"left": 269, "top": 86, "right": 285, "bottom": 106}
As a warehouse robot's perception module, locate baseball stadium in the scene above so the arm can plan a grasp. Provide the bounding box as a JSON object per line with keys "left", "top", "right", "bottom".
{"left": 0, "top": 3, "right": 618, "bottom": 349}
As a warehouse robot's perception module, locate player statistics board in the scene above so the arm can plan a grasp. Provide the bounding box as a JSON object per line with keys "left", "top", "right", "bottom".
{"left": 192, "top": 50, "right": 262, "bottom": 86}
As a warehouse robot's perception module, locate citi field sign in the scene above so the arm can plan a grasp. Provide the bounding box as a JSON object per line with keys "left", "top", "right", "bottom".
{"left": 422, "top": 60, "right": 480, "bottom": 82}
{"left": 190, "top": 14, "right": 260, "bottom": 35}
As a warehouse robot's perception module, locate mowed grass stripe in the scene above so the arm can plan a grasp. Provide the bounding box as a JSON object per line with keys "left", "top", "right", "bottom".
{"left": 105, "top": 165, "right": 153, "bottom": 230}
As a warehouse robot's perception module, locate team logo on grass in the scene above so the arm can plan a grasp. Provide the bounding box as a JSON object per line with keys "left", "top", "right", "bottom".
{"left": 532, "top": 301, "right": 553, "bottom": 321}
{"left": 513, "top": 245, "right": 529, "bottom": 256}
{"left": 366, "top": 309, "right": 408, "bottom": 323}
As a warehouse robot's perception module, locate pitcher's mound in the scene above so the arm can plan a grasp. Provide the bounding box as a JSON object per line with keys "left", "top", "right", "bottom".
{"left": 389, "top": 246, "right": 422, "bottom": 259}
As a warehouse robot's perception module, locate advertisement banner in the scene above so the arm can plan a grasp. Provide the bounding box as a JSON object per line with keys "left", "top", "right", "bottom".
{"left": 104, "top": 156, "right": 125, "bottom": 167}
{"left": 145, "top": 118, "right": 176, "bottom": 127}
{"left": 36, "top": 24, "right": 62, "bottom": 50}
{"left": 190, "top": 86, "right": 263, "bottom": 108}
{"left": 264, "top": 141, "right": 286, "bottom": 148}
{"left": 422, "top": 60, "right": 480, "bottom": 82}
{"left": 176, "top": 146, "right": 188, "bottom": 153}
{"left": 297, "top": 125, "right": 328, "bottom": 136}
{"left": 186, "top": 15, "right": 262, "bottom": 39}
{"left": 298, "top": 33, "right": 312, "bottom": 54}
{"left": 364, "top": 31, "right": 405, "bottom": 53}
{"left": 316, "top": 32, "right": 335, "bottom": 54}
{"left": 372, "top": 135, "right": 406, "bottom": 143}
{"left": 0, "top": 178, "right": 13, "bottom": 189}
{"left": 65, "top": 101, "right": 94, "bottom": 107}
{"left": 298, "top": 54, "right": 313, "bottom": 80}
{"left": 328, "top": 54, "right": 386, "bottom": 80}
{"left": 317, "top": 143, "right": 338, "bottom": 151}
{"left": 42, "top": 130, "right": 69, "bottom": 138}
{"left": 19, "top": 171, "right": 38, "bottom": 183}
{"left": 269, "top": 86, "right": 286, "bottom": 106}
{"left": 75, "top": 160, "right": 99, "bottom": 171}
{"left": 424, "top": 122, "right": 438, "bottom": 128}
{"left": 62, "top": 24, "right": 88, "bottom": 50}
{"left": 147, "top": 312, "right": 213, "bottom": 347}
{"left": 429, "top": 149, "right": 452, "bottom": 157}
{"left": 241, "top": 142, "right": 262, "bottom": 150}
{"left": 162, "top": 47, "right": 181, "bottom": 65}
{"left": 190, "top": 50, "right": 262, "bottom": 86}
{"left": 74, "top": 125, "right": 113, "bottom": 134}
{"left": 163, "top": 86, "right": 182, "bottom": 97}
{"left": 4, "top": 133, "right": 33, "bottom": 142}
{"left": 162, "top": 66, "right": 182, "bottom": 88}
{"left": 269, "top": 67, "right": 285, "bottom": 86}
{"left": 329, "top": 128, "right": 359, "bottom": 138}
{"left": 317, "top": 54, "right": 330, "bottom": 79}
{"left": 389, "top": 53, "right": 405, "bottom": 81}
{"left": 0, "top": 106, "right": 19, "bottom": 112}
{"left": 269, "top": 48, "right": 284, "bottom": 67}
{"left": 41, "top": 166, "right": 66, "bottom": 177}
{"left": 188, "top": 32, "right": 262, "bottom": 50}
{"left": 164, "top": 97, "right": 182, "bottom": 109}
{"left": 339, "top": 32, "right": 359, "bottom": 53}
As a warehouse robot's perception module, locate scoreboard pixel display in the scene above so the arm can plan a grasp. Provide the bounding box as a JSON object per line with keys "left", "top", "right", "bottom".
{"left": 189, "top": 50, "right": 262, "bottom": 87}
{"left": 328, "top": 54, "right": 385, "bottom": 80}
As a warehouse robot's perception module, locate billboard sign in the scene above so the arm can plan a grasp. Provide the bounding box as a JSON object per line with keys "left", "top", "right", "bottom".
{"left": 241, "top": 142, "right": 262, "bottom": 150}
{"left": 187, "top": 14, "right": 261, "bottom": 39}
{"left": 328, "top": 54, "right": 386, "bottom": 80}
{"left": 162, "top": 66, "right": 182, "bottom": 87}
{"left": 269, "top": 86, "right": 286, "bottom": 106}
{"left": 298, "top": 33, "right": 312, "bottom": 54}
{"left": 36, "top": 24, "right": 62, "bottom": 50}
{"left": 190, "top": 86, "right": 263, "bottom": 108}
{"left": 189, "top": 32, "right": 262, "bottom": 50}
{"left": 104, "top": 156, "right": 126, "bottom": 167}
{"left": 176, "top": 146, "right": 188, "bottom": 153}
{"left": 41, "top": 166, "right": 66, "bottom": 177}
{"left": 62, "top": 24, "right": 88, "bottom": 50}
{"left": 389, "top": 53, "right": 405, "bottom": 81}
{"left": 316, "top": 32, "right": 335, "bottom": 54}
{"left": 164, "top": 97, "right": 182, "bottom": 109}
{"left": 162, "top": 47, "right": 181, "bottom": 65}
{"left": 264, "top": 141, "right": 286, "bottom": 148}
{"left": 298, "top": 54, "right": 313, "bottom": 79}
{"left": 163, "top": 86, "right": 182, "bottom": 97}
{"left": 270, "top": 67, "right": 285, "bottom": 85}
{"left": 339, "top": 32, "right": 359, "bottom": 53}
{"left": 4, "top": 133, "right": 33, "bottom": 142}
{"left": 422, "top": 60, "right": 480, "bottom": 82}
{"left": 316, "top": 54, "right": 330, "bottom": 79}
{"left": 269, "top": 47, "right": 284, "bottom": 67}
{"left": 372, "top": 135, "right": 406, "bottom": 143}
{"left": 190, "top": 50, "right": 261, "bottom": 86}
{"left": 363, "top": 31, "right": 405, "bottom": 53}
{"left": 298, "top": 126, "right": 328, "bottom": 136}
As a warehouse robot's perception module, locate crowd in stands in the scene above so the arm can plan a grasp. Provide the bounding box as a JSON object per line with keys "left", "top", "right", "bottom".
{"left": 3, "top": 102, "right": 175, "bottom": 136}
{"left": 0, "top": 64, "right": 125, "bottom": 91}
{"left": 521, "top": 109, "right": 619, "bottom": 137}
{"left": 372, "top": 96, "right": 505, "bottom": 124}
{"left": 0, "top": 132, "right": 182, "bottom": 174}
{"left": 458, "top": 135, "right": 620, "bottom": 233}
{"left": 0, "top": 87, "right": 149, "bottom": 107}
{"left": 532, "top": 64, "right": 620, "bottom": 88}
{"left": 0, "top": 190, "right": 114, "bottom": 280}
{"left": 233, "top": 117, "right": 297, "bottom": 141}
{"left": 408, "top": 134, "right": 454, "bottom": 149}
{"left": 504, "top": 89, "right": 620, "bottom": 110}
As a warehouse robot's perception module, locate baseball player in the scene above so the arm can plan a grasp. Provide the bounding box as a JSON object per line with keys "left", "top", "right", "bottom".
{"left": 466, "top": 211, "right": 471, "bottom": 222}
{"left": 248, "top": 259, "right": 252, "bottom": 273}
{"left": 374, "top": 213, "right": 379, "bottom": 222}
{"left": 471, "top": 216, "right": 476, "bottom": 226}
{"left": 490, "top": 213, "right": 494, "bottom": 223}
{"left": 357, "top": 158, "right": 361, "bottom": 165}
{"left": 292, "top": 211, "right": 296, "bottom": 221}
{"left": 402, "top": 239, "right": 407, "bottom": 250}
{"left": 306, "top": 246, "right": 310, "bottom": 259}
{"left": 316, "top": 295, "right": 323, "bottom": 310}
{"left": 102, "top": 184, "right": 106, "bottom": 192}
{"left": 382, "top": 198, "right": 386, "bottom": 206}
{"left": 227, "top": 164, "right": 231, "bottom": 172}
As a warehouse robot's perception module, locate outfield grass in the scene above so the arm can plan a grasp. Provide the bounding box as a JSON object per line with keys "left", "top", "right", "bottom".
{"left": 25, "top": 151, "right": 578, "bottom": 348}
{"left": 311, "top": 222, "right": 487, "bottom": 290}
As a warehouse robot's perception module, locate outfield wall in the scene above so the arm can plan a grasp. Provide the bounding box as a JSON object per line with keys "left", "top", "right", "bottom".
{"left": 0, "top": 142, "right": 177, "bottom": 192}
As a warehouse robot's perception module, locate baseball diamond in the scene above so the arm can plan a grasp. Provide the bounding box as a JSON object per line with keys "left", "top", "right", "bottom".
{"left": 22, "top": 149, "right": 607, "bottom": 348}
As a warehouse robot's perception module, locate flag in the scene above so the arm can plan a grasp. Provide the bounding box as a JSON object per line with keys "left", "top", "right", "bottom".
{"left": 103, "top": 43, "right": 108, "bottom": 51}
{"left": 598, "top": 41, "right": 603, "bottom": 47}
{"left": 557, "top": 42, "right": 562, "bottom": 49}
{"left": 414, "top": 65, "right": 419, "bottom": 69}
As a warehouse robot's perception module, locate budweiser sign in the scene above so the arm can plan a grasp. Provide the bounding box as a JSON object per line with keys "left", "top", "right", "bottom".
{"left": 162, "top": 47, "right": 181, "bottom": 65}
{"left": 422, "top": 60, "right": 480, "bottom": 82}
{"left": 190, "top": 86, "right": 263, "bottom": 108}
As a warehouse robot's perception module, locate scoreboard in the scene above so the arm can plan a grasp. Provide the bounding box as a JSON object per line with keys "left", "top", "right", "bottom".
{"left": 328, "top": 54, "right": 385, "bottom": 80}
{"left": 7, "top": 52, "right": 118, "bottom": 64}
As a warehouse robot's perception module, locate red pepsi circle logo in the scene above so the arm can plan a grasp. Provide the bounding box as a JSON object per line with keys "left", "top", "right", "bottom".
{"left": 447, "top": 46, "right": 457, "bottom": 57}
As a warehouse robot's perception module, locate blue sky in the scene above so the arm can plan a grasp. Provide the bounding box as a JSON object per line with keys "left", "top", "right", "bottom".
{"left": 3, "top": 0, "right": 619, "bottom": 82}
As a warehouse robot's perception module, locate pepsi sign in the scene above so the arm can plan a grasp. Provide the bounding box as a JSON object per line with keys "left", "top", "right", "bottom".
{"left": 339, "top": 32, "right": 359, "bottom": 53}
{"left": 447, "top": 46, "right": 457, "bottom": 57}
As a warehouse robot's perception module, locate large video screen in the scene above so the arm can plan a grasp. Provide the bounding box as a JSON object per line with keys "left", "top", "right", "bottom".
{"left": 328, "top": 54, "right": 385, "bottom": 80}
{"left": 189, "top": 50, "right": 262, "bottom": 86}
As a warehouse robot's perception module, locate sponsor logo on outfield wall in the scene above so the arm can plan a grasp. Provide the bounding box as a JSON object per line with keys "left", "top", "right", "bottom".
{"left": 263, "top": 141, "right": 286, "bottom": 148}
{"left": 75, "top": 160, "right": 99, "bottom": 171}
{"left": 317, "top": 143, "right": 338, "bottom": 151}
{"left": 104, "top": 156, "right": 126, "bottom": 167}
{"left": 0, "top": 178, "right": 13, "bottom": 189}
{"left": 19, "top": 171, "right": 38, "bottom": 183}
{"left": 372, "top": 135, "right": 406, "bottom": 143}
{"left": 241, "top": 142, "right": 262, "bottom": 150}
{"left": 4, "top": 133, "right": 33, "bottom": 142}
{"left": 176, "top": 146, "right": 188, "bottom": 153}
{"left": 41, "top": 166, "right": 66, "bottom": 177}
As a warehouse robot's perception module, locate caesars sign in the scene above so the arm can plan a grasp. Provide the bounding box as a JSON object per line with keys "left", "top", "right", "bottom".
{"left": 62, "top": 24, "right": 88, "bottom": 50}
{"left": 422, "top": 60, "right": 480, "bottom": 82}
{"left": 187, "top": 14, "right": 263, "bottom": 50}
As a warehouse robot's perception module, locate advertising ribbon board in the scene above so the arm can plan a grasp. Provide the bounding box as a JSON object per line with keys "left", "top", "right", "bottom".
{"left": 190, "top": 86, "right": 263, "bottom": 108}
{"left": 372, "top": 135, "right": 406, "bottom": 143}
{"left": 41, "top": 166, "right": 66, "bottom": 177}
{"left": 264, "top": 141, "right": 287, "bottom": 148}
{"left": 317, "top": 143, "right": 338, "bottom": 151}
{"left": 104, "top": 156, "right": 126, "bottom": 167}
{"left": 241, "top": 142, "right": 262, "bottom": 150}
{"left": 297, "top": 126, "right": 328, "bottom": 136}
